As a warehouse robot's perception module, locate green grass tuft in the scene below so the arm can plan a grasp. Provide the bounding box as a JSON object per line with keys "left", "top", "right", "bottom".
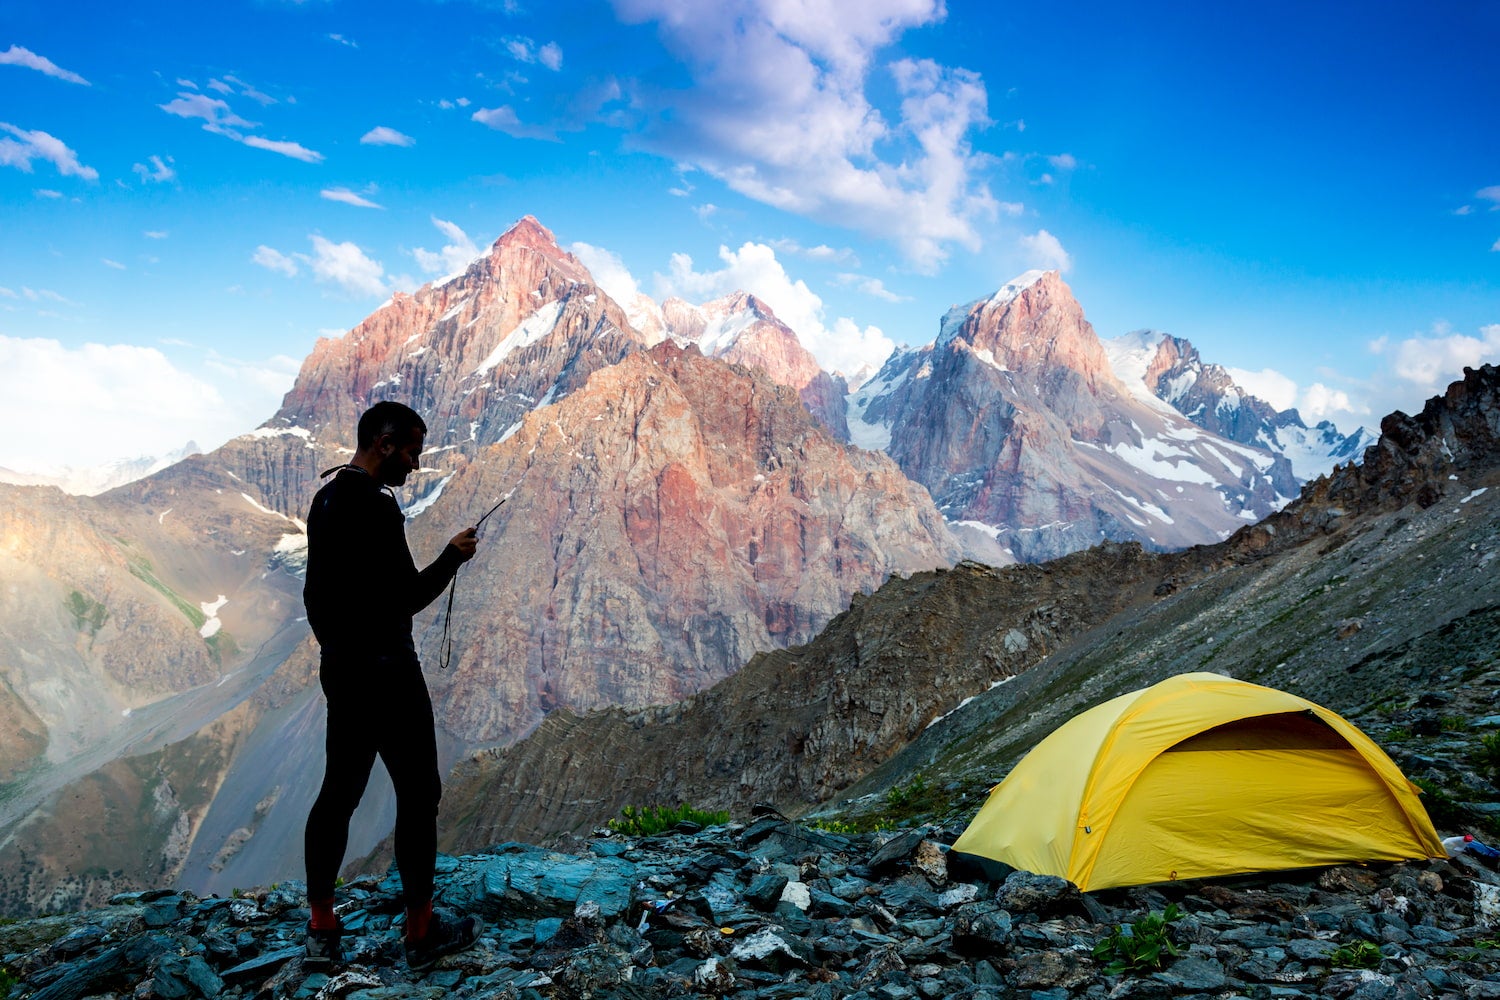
{"left": 606, "top": 803, "right": 730, "bottom": 837}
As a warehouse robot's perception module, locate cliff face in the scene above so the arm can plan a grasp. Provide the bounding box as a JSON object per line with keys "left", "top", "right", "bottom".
{"left": 433, "top": 365, "right": 1500, "bottom": 852}
{"left": 410, "top": 340, "right": 960, "bottom": 745}
{"left": 661, "top": 292, "right": 851, "bottom": 439}
{"left": 851, "top": 272, "right": 1295, "bottom": 561}
{"left": 137, "top": 216, "right": 653, "bottom": 523}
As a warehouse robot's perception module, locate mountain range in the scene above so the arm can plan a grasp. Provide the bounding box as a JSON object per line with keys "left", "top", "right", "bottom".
{"left": 0, "top": 217, "right": 1395, "bottom": 916}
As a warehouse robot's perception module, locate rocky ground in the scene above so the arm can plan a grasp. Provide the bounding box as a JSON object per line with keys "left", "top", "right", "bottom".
{"left": 5, "top": 807, "right": 1500, "bottom": 1000}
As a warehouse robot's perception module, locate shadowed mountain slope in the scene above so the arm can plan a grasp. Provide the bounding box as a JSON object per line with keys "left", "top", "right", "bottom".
{"left": 434, "top": 365, "right": 1500, "bottom": 853}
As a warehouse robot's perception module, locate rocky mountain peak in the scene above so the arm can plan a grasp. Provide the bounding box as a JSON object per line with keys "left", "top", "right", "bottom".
{"left": 938, "top": 270, "right": 1115, "bottom": 390}
{"left": 490, "top": 214, "right": 565, "bottom": 258}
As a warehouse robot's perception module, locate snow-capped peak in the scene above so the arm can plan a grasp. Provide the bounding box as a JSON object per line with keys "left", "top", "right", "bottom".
{"left": 988, "top": 269, "right": 1051, "bottom": 308}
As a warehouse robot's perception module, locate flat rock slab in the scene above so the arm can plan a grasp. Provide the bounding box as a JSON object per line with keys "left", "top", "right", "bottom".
{"left": 445, "top": 850, "right": 637, "bottom": 920}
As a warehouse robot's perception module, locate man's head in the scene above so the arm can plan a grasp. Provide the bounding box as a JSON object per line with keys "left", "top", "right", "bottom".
{"left": 355, "top": 401, "right": 426, "bottom": 487}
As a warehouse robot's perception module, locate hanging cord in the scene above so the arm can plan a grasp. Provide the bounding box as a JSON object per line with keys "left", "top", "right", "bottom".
{"left": 439, "top": 494, "right": 509, "bottom": 670}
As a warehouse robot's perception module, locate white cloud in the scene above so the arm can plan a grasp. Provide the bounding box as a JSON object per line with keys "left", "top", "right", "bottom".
{"left": 471, "top": 105, "right": 559, "bottom": 141}
{"left": 0, "top": 122, "right": 98, "bottom": 180}
{"left": 412, "top": 217, "right": 481, "bottom": 275}
{"left": 207, "top": 78, "right": 233, "bottom": 95}
{"left": 252, "top": 245, "right": 299, "bottom": 277}
{"left": 1492, "top": 237, "right": 1500, "bottom": 253}
{"left": 144, "top": 230, "right": 168, "bottom": 239}
{"left": 1477, "top": 185, "right": 1500, "bottom": 208}
{"left": 321, "top": 187, "right": 384, "bottom": 209}
{"left": 0, "top": 45, "right": 89, "bottom": 85}
{"left": 768, "top": 238, "right": 858, "bottom": 264}
{"left": 360, "top": 125, "right": 414, "bottom": 146}
{"left": 328, "top": 33, "right": 359, "bottom": 48}
{"left": 132, "top": 154, "right": 176, "bottom": 183}
{"left": 223, "top": 75, "right": 276, "bottom": 106}
{"left": 610, "top": 0, "right": 998, "bottom": 270}
{"left": 22, "top": 287, "right": 71, "bottom": 304}
{"left": 160, "top": 91, "right": 256, "bottom": 133}
{"left": 503, "top": 36, "right": 563, "bottom": 70}
{"left": 0, "top": 335, "right": 242, "bottom": 470}
{"left": 833, "top": 272, "right": 910, "bottom": 303}
{"left": 1047, "top": 153, "right": 1077, "bottom": 171}
{"left": 1226, "top": 366, "right": 1299, "bottom": 411}
{"left": 1453, "top": 205, "right": 1473, "bottom": 216}
{"left": 159, "top": 91, "right": 321, "bottom": 161}
{"left": 569, "top": 241, "right": 643, "bottom": 306}
{"left": 35, "top": 188, "right": 62, "bottom": 198}
{"left": 1373, "top": 322, "right": 1500, "bottom": 394}
{"left": 693, "top": 202, "right": 718, "bottom": 222}
{"left": 1017, "top": 229, "right": 1071, "bottom": 272}
{"left": 654, "top": 241, "right": 895, "bottom": 375}
{"left": 102, "top": 258, "right": 126, "bottom": 270}
{"left": 242, "top": 135, "right": 324, "bottom": 162}
{"left": 305, "top": 235, "right": 389, "bottom": 297}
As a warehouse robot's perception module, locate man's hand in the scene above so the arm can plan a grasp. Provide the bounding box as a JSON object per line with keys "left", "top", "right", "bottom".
{"left": 449, "top": 527, "right": 479, "bottom": 562}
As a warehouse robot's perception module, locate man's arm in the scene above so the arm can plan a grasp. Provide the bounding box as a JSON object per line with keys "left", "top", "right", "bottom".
{"left": 407, "top": 527, "right": 478, "bottom": 614}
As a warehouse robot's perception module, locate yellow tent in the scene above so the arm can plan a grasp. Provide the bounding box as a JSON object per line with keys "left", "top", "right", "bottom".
{"left": 952, "top": 672, "right": 1445, "bottom": 891}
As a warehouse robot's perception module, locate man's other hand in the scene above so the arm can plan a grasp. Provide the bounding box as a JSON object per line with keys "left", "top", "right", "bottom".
{"left": 450, "top": 527, "right": 479, "bottom": 562}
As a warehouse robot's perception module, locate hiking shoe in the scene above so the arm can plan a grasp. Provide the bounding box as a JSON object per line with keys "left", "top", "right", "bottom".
{"left": 304, "top": 919, "right": 343, "bottom": 969}
{"left": 404, "top": 909, "right": 483, "bottom": 972}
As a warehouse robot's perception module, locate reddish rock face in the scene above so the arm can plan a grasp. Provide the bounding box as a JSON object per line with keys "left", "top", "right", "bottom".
{"left": 661, "top": 292, "right": 851, "bottom": 439}
{"left": 409, "top": 341, "right": 960, "bottom": 744}
{"left": 215, "top": 216, "right": 654, "bottom": 519}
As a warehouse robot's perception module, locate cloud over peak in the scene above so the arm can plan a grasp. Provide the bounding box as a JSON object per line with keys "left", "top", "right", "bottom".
{"left": 611, "top": 0, "right": 997, "bottom": 270}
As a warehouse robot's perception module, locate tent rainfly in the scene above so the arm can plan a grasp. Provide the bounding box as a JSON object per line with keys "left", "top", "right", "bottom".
{"left": 952, "top": 672, "right": 1446, "bottom": 891}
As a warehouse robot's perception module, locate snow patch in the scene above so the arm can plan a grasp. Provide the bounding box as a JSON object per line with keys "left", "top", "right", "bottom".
{"left": 403, "top": 473, "right": 455, "bottom": 519}
{"left": 244, "top": 425, "right": 312, "bottom": 441}
{"left": 199, "top": 595, "right": 227, "bottom": 638}
{"left": 241, "top": 492, "right": 291, "bottom": 520}
{"left": 1462, "top": 488, "right": 1488, "bottom": 504}
{"left": 473, "top": 300, "right": 564, "bottom": 376}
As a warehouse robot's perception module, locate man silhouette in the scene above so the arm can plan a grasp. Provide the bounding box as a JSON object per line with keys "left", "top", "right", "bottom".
{"left": 301, "top": 400, "right": 482, "bottom": 971}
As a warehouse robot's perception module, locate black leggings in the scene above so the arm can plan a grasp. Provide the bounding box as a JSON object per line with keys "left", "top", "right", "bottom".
{"left": 304, "top": 651, "right": 441, "bottom": 904}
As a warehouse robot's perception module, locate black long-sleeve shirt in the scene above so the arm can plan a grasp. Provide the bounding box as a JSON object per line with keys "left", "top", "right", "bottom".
{"left": 303, "top": 467, "right": 463, "bottom": 658}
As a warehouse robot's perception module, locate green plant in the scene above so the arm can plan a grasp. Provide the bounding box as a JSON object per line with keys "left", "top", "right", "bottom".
{"left": 807, "top": 818, "right": 860, "bottom": 835}
{"left": 0, "top": 964, "right": 16, "bottom": 998}
{"left": 1386, "top": 727, "right": 1413, "bottom": 743}
{"left": 1478, "top": 733, "right": 1500, "bottom": 786}
{"left": 1093, "top": 903, "right": 1184, "bottom": 974}
{"left": 1329, "top": 939, "right": 1382, "bottom": 969}
{"left": 65, "top": 590, "right": 108, "bottom": 635}
{"left": 1458, "top": 937, "right": 1500, "bottom": 961}
{"left": 606, "top": 803, "right": 730, "bottom": 837}
{"left": 1440, "top": 716, "right": 1469, "bottom": 733}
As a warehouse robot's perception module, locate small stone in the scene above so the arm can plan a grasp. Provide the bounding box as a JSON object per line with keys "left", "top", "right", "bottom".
{"left": 913, "top": 841, "right": 947, "bottom": 883}
{"left": 937, "top": 884, "right": 980, "bottom": 909}
{"left": 1151, "top": 955, "right": 1227, "bottom": 991}
{"left": 994, "top": 871, "right": 1080, "bottom": 916}
{"left": 745, "top": 873, "right": 790, "bottom": 910}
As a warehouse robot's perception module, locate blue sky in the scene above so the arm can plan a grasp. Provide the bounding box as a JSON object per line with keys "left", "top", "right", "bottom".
{"left": 2, "top": 0, "right": 1496, "bottom": 472}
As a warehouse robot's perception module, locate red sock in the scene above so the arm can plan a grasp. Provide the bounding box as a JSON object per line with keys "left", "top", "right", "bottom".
{"left": 406, "top": 899, "right": 433, "bottom": 941}
{"left": 309, "top": 897, "right": 338, "bottom": 931}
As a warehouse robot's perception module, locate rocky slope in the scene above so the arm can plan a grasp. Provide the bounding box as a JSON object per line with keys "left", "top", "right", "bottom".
{"left": 5, "top": 818, "right": 1500, "bottom": 1000}
{"left": 433, "top": 365, "right": 1500, "bottom": 856}
{"left": 1105, "top": 329, "right": 1375, "bottom": 479}
{"left": 0, "top": 479, "right": 306, "bottom": 916}
{"left": 848, "top": 272, "right": 1298, "bottom": 561}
